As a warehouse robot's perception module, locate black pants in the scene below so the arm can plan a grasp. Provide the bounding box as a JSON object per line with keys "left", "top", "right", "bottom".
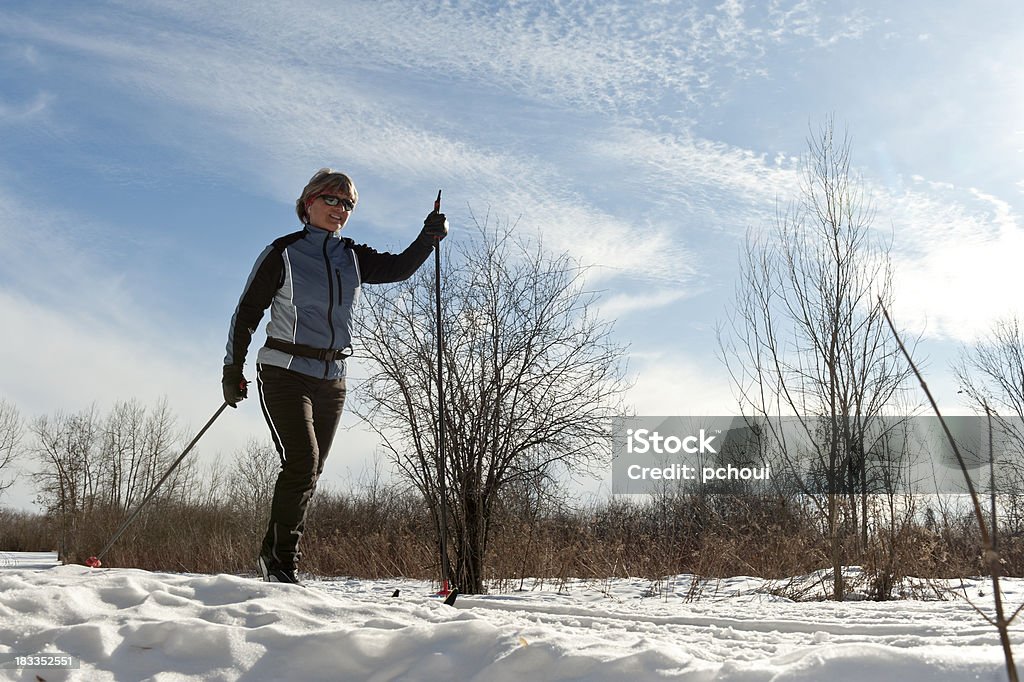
{"left": 257, "top": 363, "right": 346, "bottom": 568}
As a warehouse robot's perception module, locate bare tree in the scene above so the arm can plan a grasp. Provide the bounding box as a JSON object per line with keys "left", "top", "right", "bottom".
{"left": 30, "top": 399, "right": 189, "bottom": 561}
{"left": 99, "top": 398, "right": 187, "bottom": 513}
{"left": 99, "top": 399, "right": 142, "bottom": 512}
{"left": 0, "top": 395, "right": 24, "bottom": 497}
{"left": 954, "top": 315, "right": 1024, "bottom": 535}
{"left": 31, "top": 405, "right": 102, "bottom": 559}
{"left": 720, "top": 117, "right": 915, "bottom": 600}
{"left": 227, "top": 439, "right": 279, "bottom": 542}
{"left": 355, "top": 217, "right": 629, "bottom": 593}
{"left": 955, "top": 316, "right": 1024, "bottom": 425}
{"left": 0, "top": 399, "right": 24, "bottom": 499}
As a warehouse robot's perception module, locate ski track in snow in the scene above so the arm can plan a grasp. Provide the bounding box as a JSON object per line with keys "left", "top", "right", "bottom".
{"left": 0, "top": 552, "right": 1018, "bottom": 681}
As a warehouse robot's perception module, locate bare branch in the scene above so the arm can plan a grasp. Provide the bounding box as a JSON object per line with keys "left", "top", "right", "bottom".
{"left": 351, "top": 215, "right": 629, "bottom": 593}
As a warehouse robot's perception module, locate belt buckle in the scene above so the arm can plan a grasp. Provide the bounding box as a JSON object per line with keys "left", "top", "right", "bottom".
{"left": 321, "top": 347, "right": 351, "bottom": 362}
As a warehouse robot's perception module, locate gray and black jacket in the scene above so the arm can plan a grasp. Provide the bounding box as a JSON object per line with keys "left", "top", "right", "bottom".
{"left": 225, "top": 224, "right": 434, "bottom": 380}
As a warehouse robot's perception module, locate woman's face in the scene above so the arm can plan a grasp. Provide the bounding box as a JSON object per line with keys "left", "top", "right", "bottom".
{"left": 306, "top": 192, "right": 354, "bottom": 232}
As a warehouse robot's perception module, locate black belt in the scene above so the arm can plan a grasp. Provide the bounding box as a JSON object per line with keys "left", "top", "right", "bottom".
{"left": 265, "top": 337, "right": 353, "bottom": 362}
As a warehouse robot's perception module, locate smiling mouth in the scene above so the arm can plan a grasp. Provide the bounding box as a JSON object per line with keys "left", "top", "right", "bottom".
{"left": 329, "top": 213, "right": 345, "bottom": 221}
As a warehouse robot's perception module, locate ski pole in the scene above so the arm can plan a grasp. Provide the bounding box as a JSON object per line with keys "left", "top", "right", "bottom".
{"left": 432, "top": 189, "right": 453, "bottom": 598}
{"left": 86, "top": 401, "right": 230, "bottom": 568}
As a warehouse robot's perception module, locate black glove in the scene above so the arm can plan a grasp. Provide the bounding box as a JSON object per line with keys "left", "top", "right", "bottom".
{"left": 423, "top": 211, "right": 448, "bottom": 240}
{"left": 222, "top": 365, "right": 248, "bottom": 407}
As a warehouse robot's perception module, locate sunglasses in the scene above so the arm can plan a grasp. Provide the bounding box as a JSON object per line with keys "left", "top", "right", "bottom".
{"left": 317, "top": 194, "right": 355, "bottom": 211}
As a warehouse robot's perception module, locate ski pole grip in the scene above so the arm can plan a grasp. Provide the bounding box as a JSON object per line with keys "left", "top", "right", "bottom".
{"left": 431, "top": 189, "right": 444, "bottom": 243}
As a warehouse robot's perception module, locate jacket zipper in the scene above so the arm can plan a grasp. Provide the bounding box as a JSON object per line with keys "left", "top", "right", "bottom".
{"left": 335, "top": 269, "right": 344, "bottom": 307}
{"left": 322, "top": 237, "right": 336, "bottom": 379}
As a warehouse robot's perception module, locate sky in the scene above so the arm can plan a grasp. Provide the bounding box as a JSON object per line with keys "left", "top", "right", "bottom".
{"left": 1, "top": 0, "right": 1022, "bottom": 511}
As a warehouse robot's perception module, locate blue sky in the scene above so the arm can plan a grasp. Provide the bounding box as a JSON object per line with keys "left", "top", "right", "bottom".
{"left": 1, "top": 0, "right": 1022, "bottom": 509}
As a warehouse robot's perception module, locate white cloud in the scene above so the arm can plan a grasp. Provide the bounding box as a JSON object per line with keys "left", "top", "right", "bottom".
{"left": 766, "top": 0, "right": 874, "bottom": 47}
{"left": 0, "top": 290, "right": 215, "bottom": 419}
{"left": 969, "top": 188, "right": 1018, "bottom": 233}
{"left": 891, "top": 232, "right": 1024, "bottom": 342}
{"left": 25, "top": 0, "right": 869, "bottom": 119}
{"left": 625, "top": 352, "right": 737, "bottom": 416}
{"left": 589, "top": 127, "right": 804, "bottom": 229}
{"left": 0, "top": 188, "right": 156, "bottom": 335}
{"left": 883, "top": 183, "right": 1024, "bottom": 342}
{"left": 0, "top": 1, "right": 887, "bottom": 291}
{"left": 2, "top": 6, "right": 704, "bottom": 287}
{"left": 0, "top": 91, "right": 54, "bottom": 123}
{"left": 590, "top": 127, "right": 1024, "bottom": 344}
{"left": 598, "top": 289, "right": 692, "bottom": 321}
{"left": 94, "top": 0, "right": 728, "bottom": 112}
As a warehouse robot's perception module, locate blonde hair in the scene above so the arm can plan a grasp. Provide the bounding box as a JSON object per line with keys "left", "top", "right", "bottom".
{"left": 295, "top": 168, "right": 358, "bottom": 224}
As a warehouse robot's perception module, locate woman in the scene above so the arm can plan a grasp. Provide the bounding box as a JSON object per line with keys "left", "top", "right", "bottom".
{"left": 223, "top": 168, "right": 447, "bottom": 583}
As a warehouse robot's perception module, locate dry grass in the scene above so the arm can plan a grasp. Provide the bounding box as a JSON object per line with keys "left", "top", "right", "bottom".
{"left": 0, "top": 492, "right": 1011, "bottom": 595}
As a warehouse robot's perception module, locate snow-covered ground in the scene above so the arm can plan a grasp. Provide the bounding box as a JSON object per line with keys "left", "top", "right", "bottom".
{"left": 0, "top": 551, "right": 1019, "bottom": 681}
